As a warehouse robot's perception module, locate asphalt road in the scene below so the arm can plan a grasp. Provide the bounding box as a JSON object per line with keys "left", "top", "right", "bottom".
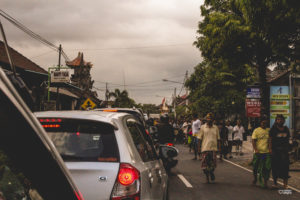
{"left": 168, "top": 144, "right": 300, "bottom": 200}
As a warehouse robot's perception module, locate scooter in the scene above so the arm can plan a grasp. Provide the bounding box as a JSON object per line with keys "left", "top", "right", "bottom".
{"left": 148, "top": 126, "right": 179, "bottom": 172}
{"left": 159, "top": 143, "right": 178, "bottom": 173}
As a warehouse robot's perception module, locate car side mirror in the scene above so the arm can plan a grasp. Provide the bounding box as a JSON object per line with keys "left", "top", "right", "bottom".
{"left": 159, "top": 145, "right": 178, "bottom": 158}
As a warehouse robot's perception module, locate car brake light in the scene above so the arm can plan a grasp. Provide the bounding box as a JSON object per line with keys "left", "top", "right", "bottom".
{"left": 39, "top": 118, "right": 62, "bottom": 123}
{"left": 111, "top": 163, "right": 140, "bottom": 200}
{"left": 42, "top": 124, "right": 60, "bottom": 128}
{"left": 118, "top": 164, "right": 139, "bottom": 186}
{"left": 74, "top": 190, "right": 84, "bottom": 200}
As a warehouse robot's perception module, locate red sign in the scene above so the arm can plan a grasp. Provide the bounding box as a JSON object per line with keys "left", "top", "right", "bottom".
{"left": 246, "top": 99, "right": 261, "bottom": 117}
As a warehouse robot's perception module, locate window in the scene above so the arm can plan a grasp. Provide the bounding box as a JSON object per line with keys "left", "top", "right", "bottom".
{"left": 126, "top": 118, "right": 156, "bottom": 162}
{"left": 40, "top": 118, "right": 119, "bottom": 162}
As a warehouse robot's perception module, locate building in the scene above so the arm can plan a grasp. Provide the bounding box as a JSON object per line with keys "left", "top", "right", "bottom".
{"left": 66, "top": 52, "right": 101, "bottom": 109}
{"left": 0, "top": 41, "right": 80, "bottom": 111}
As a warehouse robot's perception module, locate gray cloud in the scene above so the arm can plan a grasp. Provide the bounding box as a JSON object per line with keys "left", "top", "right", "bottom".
{"left": 1, "top": 0, "right": 203, "bottom": 104}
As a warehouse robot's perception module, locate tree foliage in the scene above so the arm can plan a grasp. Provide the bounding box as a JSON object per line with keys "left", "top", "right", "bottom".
{"left": 188, "top": 0, "right": 299, "bottom": 117}
{"left": 109, "top": 89, "right": 135, "bottom": 108}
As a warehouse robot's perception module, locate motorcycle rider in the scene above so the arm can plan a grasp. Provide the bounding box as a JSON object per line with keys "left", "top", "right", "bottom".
{"left": 156, "top": 114, "right": 175, "bottom": 144}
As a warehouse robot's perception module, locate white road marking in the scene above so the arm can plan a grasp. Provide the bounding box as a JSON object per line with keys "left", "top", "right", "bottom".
{"left": 177, "top": 174, "right": 193, "bottom": 188}
{"left": 223, "top": 159, "right": 300, "bottom": 193}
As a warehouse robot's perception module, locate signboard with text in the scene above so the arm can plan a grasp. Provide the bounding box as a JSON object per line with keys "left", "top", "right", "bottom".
{"left": 51, "top": 70, "right": 70, "bottom": 83}
{"left": 270, "top": 86, "right": 290, "bottom": 128}
{"left": 246, "top": 88, "right": 260, "bottom": 99}
{"left": 246, "top": 99, "right": 261, "bottom": 117}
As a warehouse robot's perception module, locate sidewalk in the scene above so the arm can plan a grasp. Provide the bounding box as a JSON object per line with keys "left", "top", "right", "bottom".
{"left": 231, "top": 136, "right": 300, "bottom": 191}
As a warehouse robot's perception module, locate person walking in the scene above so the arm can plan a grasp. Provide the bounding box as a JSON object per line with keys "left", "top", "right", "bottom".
{"left": 197, "top": 113, "right": 220, "bottom": 183}
{"left": 252, "top": 117, "right": 272, "bottom": 188}
{"left": 225, "top": 120, "right": 234, "bottom": 158}
{"left": 192, "top": 114, "right": 201, "bottom": 160}
{"left": 233, "top": 120, "right": 245, "bottom": 156}
{"left": 270, "top": 114, "right": 290, "bottom": 189}
{"left": 218, "top": 120, "right": 228, "bottom": 160}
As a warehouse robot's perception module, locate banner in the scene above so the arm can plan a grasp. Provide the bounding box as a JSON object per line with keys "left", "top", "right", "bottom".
{"left": 246, "top": 99, "right": 261, "bottom": 117}
{"left": 270, "top": 86, "right": 290, "bottom": 128}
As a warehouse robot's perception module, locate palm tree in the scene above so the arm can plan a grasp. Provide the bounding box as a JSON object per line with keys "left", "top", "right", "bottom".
{"left": 109, "top": 89, "right": 135, "bottom": 108}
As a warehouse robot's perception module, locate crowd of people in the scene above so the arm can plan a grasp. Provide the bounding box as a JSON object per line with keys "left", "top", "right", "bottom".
{"left": 147, "top": 113, "right": 291, "bottom": 189}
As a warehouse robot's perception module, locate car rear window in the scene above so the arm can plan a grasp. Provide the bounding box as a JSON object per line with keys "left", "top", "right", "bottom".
{"left": 39, "top": 118, "right": 119, "bottom": 162}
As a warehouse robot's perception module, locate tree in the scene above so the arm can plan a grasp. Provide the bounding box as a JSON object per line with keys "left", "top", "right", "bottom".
{"left": 108, "top": 89, "right": 135, "bottom": 108}
{"left": 193, "top": 0, "right": 299, "bottom": 115}
{"left": 186, "top": 60, "right": 255, "bottom": 118}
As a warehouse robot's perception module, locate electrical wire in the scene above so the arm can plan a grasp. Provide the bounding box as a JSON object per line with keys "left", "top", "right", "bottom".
{"left": 0, "top": 9, "right": 69, "bottom": 61}
{"left": 67, "top": 43, "right": 191, "bottom": 51}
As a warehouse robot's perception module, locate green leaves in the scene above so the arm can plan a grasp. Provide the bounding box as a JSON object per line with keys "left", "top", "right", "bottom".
{"left": 109, "top": 89, "right": 135, "bottom": 108}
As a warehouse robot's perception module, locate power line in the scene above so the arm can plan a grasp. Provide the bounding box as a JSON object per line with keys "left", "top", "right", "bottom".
{"left": 67, "top": 43, "right": 191, "bottom": 51}
{"left": 0, "top": 9, "right": 69, "bottom": 61}
{"left": 93, "top": 74, "right": 185, "bottom": 87}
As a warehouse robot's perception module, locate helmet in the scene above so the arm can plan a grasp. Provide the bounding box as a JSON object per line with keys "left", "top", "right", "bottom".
{"left": 160, "top": 114, "right": 169, "bottom": 123}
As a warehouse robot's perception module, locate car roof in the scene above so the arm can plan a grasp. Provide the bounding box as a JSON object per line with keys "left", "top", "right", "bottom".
{"left": 35, "top": 110, "right": 129, "bottom": 124}
{"left": 96, "top": 107, "right": 142, "bottom": 113}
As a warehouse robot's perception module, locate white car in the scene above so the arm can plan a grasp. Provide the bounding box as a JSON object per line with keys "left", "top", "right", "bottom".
{"left": 35, "top": 110, "right": 169, "bottom": 200}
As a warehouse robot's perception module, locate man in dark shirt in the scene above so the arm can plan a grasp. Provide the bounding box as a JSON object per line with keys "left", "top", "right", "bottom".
{"left": 156, "top": 115, "right": 175, "bottom": 144}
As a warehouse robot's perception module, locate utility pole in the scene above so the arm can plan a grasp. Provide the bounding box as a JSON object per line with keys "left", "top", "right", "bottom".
{"left": 105, "top": 82, "right": 109, "bottom": 102}
{"left": 56, "top": 44, "right": 62, "bottom": 110}
{"left": 185, "top": 70, "right": 189, "bottom": 107}
{"left": 173, "top": 87, "right": 177, "bottom": 119}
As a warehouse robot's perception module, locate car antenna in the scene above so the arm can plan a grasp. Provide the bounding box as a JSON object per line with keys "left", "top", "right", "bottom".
{"left": 0, "top": 19, "right": 17, "bottom": 77}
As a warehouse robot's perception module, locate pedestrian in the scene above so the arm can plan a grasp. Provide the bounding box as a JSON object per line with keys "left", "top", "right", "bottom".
{"left": 192, "top": 114, "right": 201, "bottom": 160}
{"left": 251, "top": 116, "right": 272, "bottom": 188}
{"left": 182, "top": 119, "right": 191, "bottom": 144}
{"left": 218, "top": 120, "right": 228, "bottom": 160}
{"left": 225, "top": 120, "right": 234, "bottom": 158}
{"left": 187, "top": 124, "right": 193, "bottom": 152}
{"left": 233, "top": 119, "right": 245, "bottom": 156}
{"left": 270, "top": 114, "right": 290, "bottom": 189}
{"left": 197, "top": 113, "right": 220, "bottom": 183}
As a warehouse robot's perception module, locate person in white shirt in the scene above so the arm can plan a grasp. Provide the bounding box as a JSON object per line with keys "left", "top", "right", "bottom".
{"left": 225, "top": 120, "right": 234, "bottom": 158}
{"left": 233, "top": 119, "right": 245, "bottom": 155}
{"left": 192, "top": 114, "right": 201, "bottom": 160}
{"left": 197, "top": 113, "right": 220, "bottom": 183}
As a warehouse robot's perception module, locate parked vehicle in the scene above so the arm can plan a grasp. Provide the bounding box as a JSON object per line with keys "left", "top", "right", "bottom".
{"left": 95, "top": 107, "right": 146, "bottom": 126}
{"left": 35, "top": 110, "right": 173, "bottom": 200}
{"left": 0, "top": 67, "right": 83, "bottom": 200}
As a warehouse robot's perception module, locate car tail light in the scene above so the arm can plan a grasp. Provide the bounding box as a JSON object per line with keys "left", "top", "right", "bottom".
{"left": 39, "top": 118, "right": 62, "bottom": 122}
{"left": 111, "top": 163, "right": 140, "bottom": 200}
{"left": 74, "top": 190, "right": 84, "bottom": 200}
{"left": 42, "top": 124, "right": 60, "bottom": 128}
{"left": 167, "top": 143, "right": 173, "bottom": 146}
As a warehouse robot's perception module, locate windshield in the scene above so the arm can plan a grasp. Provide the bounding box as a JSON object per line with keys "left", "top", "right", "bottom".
{"left": 40, "top": 118, "right": 119, "bottom": 162}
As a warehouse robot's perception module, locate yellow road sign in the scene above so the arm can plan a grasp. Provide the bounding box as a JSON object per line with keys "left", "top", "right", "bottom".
{"left": 81, "top": 98, "right": 96, "bottom": 110}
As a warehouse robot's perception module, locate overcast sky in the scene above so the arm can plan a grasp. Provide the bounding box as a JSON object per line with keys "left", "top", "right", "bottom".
{"left": 1, "top": 0, "right": 203, "bottom": 105}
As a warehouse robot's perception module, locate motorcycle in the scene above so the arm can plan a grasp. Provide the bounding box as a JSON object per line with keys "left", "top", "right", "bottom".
{"left": 159, "top": 143, "right": 178, "bottom": 173}
{"left": 148, "top": 125, "right": 179, "bottom": 172}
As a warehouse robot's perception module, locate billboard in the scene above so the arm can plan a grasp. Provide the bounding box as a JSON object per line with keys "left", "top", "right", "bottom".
{"left": 51, "top": 70, "right": 70, "bottom": 83}
{"left": 246, "top": 87, "right": 260, "bottom": 99}
{"left": 246, "top": 99, "right": 261, "bottom": 117}
{"left": 270, "top": 86, "right": 290, "bottom": 128}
